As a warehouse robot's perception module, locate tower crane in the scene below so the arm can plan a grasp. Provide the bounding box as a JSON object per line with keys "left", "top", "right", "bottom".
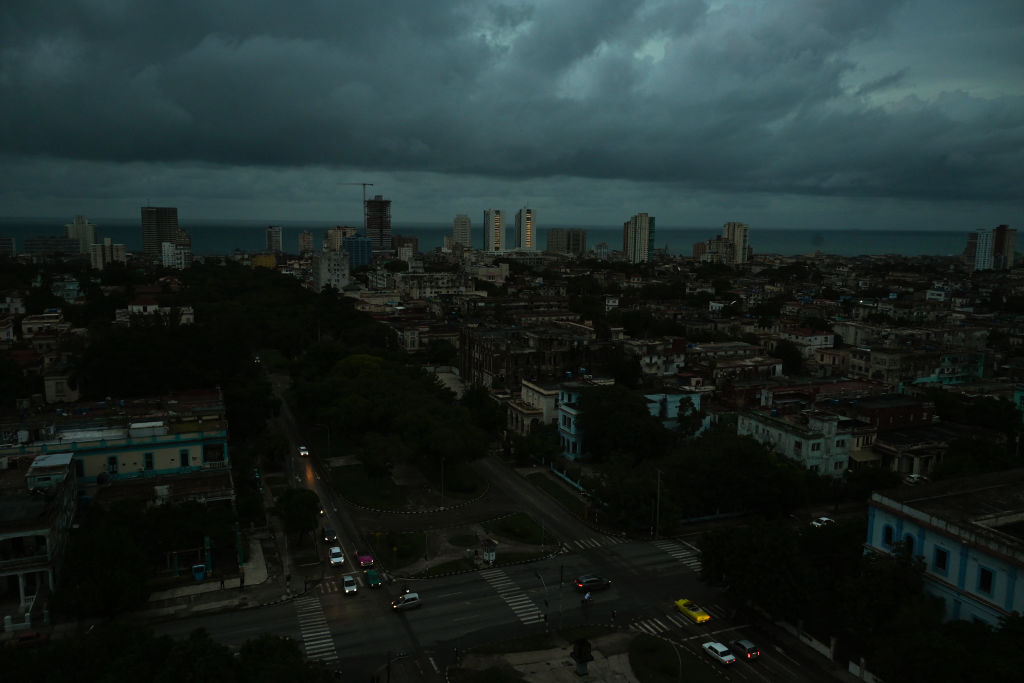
{"left": 342, "top": 182, "right": 374, "bottom": 233}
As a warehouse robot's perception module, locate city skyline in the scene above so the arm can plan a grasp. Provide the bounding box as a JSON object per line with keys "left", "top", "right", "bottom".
{"left": 0, "top": 1, "right": 1021, "bottom": 230}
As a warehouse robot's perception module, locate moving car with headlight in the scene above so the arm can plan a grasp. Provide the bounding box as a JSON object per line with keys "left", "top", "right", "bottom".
{"left": 391, "top": 592, "right": 422, "bottom": 611}
{"left": 328, "top": 546, "right": 345, "bottom": 567}
{"left": 573, "top": 574, "right": 612, "bottom": 592}
{"left": 343, "top": 575, "right": 358, "bottom": 594}
{"left": 675, "top": 598, "right": 710, "bottom": 624}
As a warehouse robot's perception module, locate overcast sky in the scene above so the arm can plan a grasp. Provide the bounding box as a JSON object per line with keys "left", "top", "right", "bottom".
{"left": 1, "top": 0, "right": 1021, "bottom": 229}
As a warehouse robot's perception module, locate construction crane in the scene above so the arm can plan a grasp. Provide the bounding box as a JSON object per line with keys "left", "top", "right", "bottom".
{"left": 342, "top": 182, "right": 373, "bottom": 233}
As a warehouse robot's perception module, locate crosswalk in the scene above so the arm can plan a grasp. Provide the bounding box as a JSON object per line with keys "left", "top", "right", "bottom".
{"left": 294, "top": 595, "right": 338, "bottom": 663}
{"left": 560, "top": 534, "right": 629, "bottom": 551}
{"left": 653, "top": 538, "right": 703, "bottom": 572}
{"left": 630, "top": 604, "right": 729, "bottom": 636}
{"left": 480, "top": 568, "right": 544, "bottom": 625}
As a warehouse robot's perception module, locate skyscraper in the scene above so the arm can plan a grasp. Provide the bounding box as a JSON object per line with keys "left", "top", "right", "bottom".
{"left": 452, "top": 214, "right": 472, "bottom": 248}
{"left": 974, "top": 228, "right": 994, "bottom": 271}
{"left": 623, "top": 213, "right": 653, "bottom": 263}
{"left": 90, "top": 237, "right": 126, "bottom": 270}
{"left": 514, "top": 208, "right": 535, "bottom": 250}
{"left": 993, "top": 224, "right": 1016, "bottom": 270}
{"left": 545, "top": 228, "right": 587, "bottom": 256}
{"left": 65, "top": 215, "right": 96, "bottom": 254}
{"left": 365, "top": 195, "right": 392, "bottom": 249}
{"left": 722, "top": 222, "right": 750, "bottom": 264}
{"left": 483, "top": 209, "right": 504, "bottom": 252}
{"left": 298, "top": 230, "right": 314, "bottom": 257}
{"left": 266, "top": 226, "right": 283, "bottom": 253}
{"left": 141, "top": 207, "right": 179, "bottom": 258}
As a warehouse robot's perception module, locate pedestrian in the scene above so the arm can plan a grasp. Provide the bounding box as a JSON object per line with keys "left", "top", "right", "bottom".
{"left": 584, "top": 591, "right": 591, "bottom": 602}
{"left": 219, "top": 577, "right": 225, "bottom": 590}
{"left": 239, "top": 575, "right": 245, "bottom": 591}
{"left": 611, "top": 609, "right": 617, "bottom": 624}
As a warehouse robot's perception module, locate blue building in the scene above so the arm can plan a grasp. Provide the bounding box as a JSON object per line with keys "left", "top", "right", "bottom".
{"left": 865, "top": 470, "right": 1024, "bottom": 625}
{"left": 343, "top": 236, "right": 373, "bottom": 270}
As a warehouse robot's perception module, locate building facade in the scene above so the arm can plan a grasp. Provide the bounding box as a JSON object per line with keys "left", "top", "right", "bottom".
{"left": 298, "top": 230, "right": 314, "bottom": 257}
{"left": 365, "top": 195, "right": 392, "bottom": 249}
{"left": 265, "top": 225, "right": 283, "bottom": 253}
{"left": 89, "top": 237, "right": 127, "bottom": 270}
{"left": 514, "top": 208, "right": 535, "bottom": 250}
{"left": 141, "top": 207, "right": 179, "bottom": 258}
{"left": 64, "top": 215, "right": 96, "bottom": 255}
{"left": 866, "top": 471, "right": 1024, "bottom": 626}
{"left": 723, "top": 222, "right": 750, "bottom": 265}
{"left": 546, "top": 228, "right": 587, "bottom": 256}
{"left": 453, "top": 214, "right": 472, "bottom": 248}
{"left": 623, "top": 213, "right": 654, "bottom": 263}
{"left": 483, "top": 209, "right": 504, "bottom": 252}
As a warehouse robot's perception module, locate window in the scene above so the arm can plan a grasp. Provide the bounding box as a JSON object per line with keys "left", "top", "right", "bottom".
{"left": 144, "top": 453, "right": 154, "bottom": 470}
{"left": 978, "top": 567, "right": 994, "bottom": 595}
{"left": 904, "top": 534, "right": 915, "bottom": 555}
{"left": 883, "top": 525, "right": 894, "bottom": 547}
{"left": 180, "top": 449, "right": 189, "bottom": 467}
{"left": 794, "top": 441, "right": 803, "bottom": 454}
{"left": 934, "top": 547, "right": 949, "bottom": 573}
{"left": 107, "top": 456, "right": 118, "bottom": 474}
{"left": 836, "top": 439, "right": 846, "bottom": 447}
{"left": 811, "top": 443, "right": 822, "bottom": 451}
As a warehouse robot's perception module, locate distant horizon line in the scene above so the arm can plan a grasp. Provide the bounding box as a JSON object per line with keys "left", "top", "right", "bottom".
{"left": 0, "top": 216, "right": 983, "bottom": 233}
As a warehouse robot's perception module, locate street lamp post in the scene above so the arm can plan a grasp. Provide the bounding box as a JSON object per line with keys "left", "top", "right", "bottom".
{"left": 535, "top": 570, "right": 549, "bottom": 628}
{"left": 654, "top": 468, "right": 662, "bottom": 539}
{"left": 440, "top": 457, "right": 445, "bottom": 505}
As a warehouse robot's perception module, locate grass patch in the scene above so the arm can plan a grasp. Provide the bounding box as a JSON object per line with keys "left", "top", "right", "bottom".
{"left": 495, "top": 550, "right": 550, "bottom": 565}
{"left": 331, "top": 464, "right": 408, "bottom": 509}
{"left": 482, "top": 512, "right": 547, "bottom": 545}
{"left": 417, "top": 557, "right": 477, "bottom": 577}
{"left": 448, "top": 533, "right": 479, "bottom": 547}
{"left": 367, "top": 530, "right": 425, "bottom": 572}
{"left": 526, "top": 473, "right": 587, "bottom": 517}
{"left": 629, "top": 634, "right": 717, "bottom": 683}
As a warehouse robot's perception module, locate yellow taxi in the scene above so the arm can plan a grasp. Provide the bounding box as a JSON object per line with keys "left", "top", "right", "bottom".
{"left": 675, "top": 598, "right": 710, "bottom": 624}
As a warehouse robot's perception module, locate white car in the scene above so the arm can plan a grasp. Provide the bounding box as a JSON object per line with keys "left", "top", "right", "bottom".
{"left": 298, "top": 445, "right": 310, "bottom": 457}
{"left": 328, "top": 546, "right": 345, "bottom": 567}
{"left": 343, "top": 575, "right": 358, "bottom": 595}
{"left": 702, "top": 641, "right": 736, "bottom": 665}
{"left": 810, "top": 516, "right": 836, "bottom": 528}
{"left": 905, "top": 474, "right": 927, "bottom": 485}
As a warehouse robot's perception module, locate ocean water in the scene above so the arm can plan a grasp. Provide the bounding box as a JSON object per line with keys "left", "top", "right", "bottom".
{"left": 0, "top": 217, "right": 972, "bottom": 259}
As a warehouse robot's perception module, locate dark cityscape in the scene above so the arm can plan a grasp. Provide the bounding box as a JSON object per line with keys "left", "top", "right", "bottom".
{"left": 1, "top": 2, "right": 1023, "bottom": 683}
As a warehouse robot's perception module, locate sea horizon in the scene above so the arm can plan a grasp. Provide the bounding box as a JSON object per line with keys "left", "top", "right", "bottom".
{"left": 0, "top": 216, "right": 977, "bottom": 258}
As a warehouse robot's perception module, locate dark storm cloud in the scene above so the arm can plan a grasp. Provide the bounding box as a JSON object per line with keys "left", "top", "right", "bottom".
{"left": 1, "top": 0, "right": 1022, "bottom": 218}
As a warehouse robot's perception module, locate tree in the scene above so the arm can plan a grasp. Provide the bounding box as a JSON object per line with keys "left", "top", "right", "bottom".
{"left": 773, "top": 340, "right": 804, "bottom": 375}
{"left": 273, "top": 488, "right": 321, "bottom": 546}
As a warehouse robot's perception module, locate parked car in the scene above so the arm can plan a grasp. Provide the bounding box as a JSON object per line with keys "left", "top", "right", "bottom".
{"left": 573, "top": 574, "right": 612, "bottom": 592}
{"left": 343, "top": 575, "right": 358, "bottom": 594}
{"left": 322, "top": 526, "right": 338, "bottom": 543}
{"left": 328, "top": 546, "right": 345, "bottom": 567}
{"left": 366, "top": 569, "right": 383, "bottom": 588}
{"left": 905, "top": 473, "right": 927, "bottom": 485}
{"left": 730, "top": 639, "right": 760, "bottom": 660}
{"left": 702, "top": 641, "right": 736, "bottom": 665}
{"left": 810, "top": 516, "right": 836, "bottom": 528}
{"left": 674, "top": 598, "right": 710, "bottom": 624}
{"left": 357, "top": 551, "right": 375, "bottom": 568}
{"left": 298, "top": 445, "right": 309, "bottom": 457}
{"left": 391, "top": 592, "right": 422, "bottom": 611}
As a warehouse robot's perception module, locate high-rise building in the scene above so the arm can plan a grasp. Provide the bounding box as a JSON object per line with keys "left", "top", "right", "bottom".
{"left": 90, "top": 238, "right": 126, "bottom": 270}
{"left": 514, "top": 208, "right": 535, "bottom": 250}
{"left": 298, "top": 230, "right": 314, "bottom": 257}
{"left": 974, "top": 228, "right": 994, "bottom": 271}
{"left": 343, "top": 236, "right": 373, "bottom": 269}
{"left": 0, "top": 236, "right": 16, "bottom": 258}
{"left": 623, "top": 213, "right": 653, "bottom": 263}
{"left": 325, "top": 226, "right": 355, "bottom": 252}
{"left": 65, "top": 215, "right": 96, "bottom": 255}
{"left": 141, "top": 207, "right": 179, "bottom": 258}
{"left": 993, "top": 224, "right": 1016, "bottom": 270}
{"left": 266, "top": 226, "right": 283, "bottom": 253}
{"left": 314, "top": 248, "right": 350, "bottom": 292}
{"left": 483, "top": 209, "right": 504, "bottom": 252}
{"left": 452, "top": 214, "right": 472, "bottom": 248}
{"left": 545, "top": 228, "right": 587, "bottom": 256}
{"left": 722, "top": 222, "right": 750, "bottom": 264}
{"left": 365, "top": 195, "right": 392, "bottom": 249}
{"left": 161, "top": 229, "right": 192, "bottom": 269}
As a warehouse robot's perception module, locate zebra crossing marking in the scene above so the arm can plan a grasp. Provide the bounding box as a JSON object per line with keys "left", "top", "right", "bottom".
{"left": 653, "top": 538, "right": 703, "bottom": 572}
{"left": 480, "top": 568, "right": 544, "bottom": 625}
{"left": 294, "top": 595, "right": 338, "bottom": 662}
{"left": 630, "top": 606, "right": 729, "bottom": 636}
{"left": 562, "top": 535, "right": 628, "bottom": 551}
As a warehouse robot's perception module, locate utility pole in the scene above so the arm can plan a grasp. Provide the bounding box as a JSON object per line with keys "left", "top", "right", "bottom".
{"left": 342, "top": 182, "right": 373, "bottom": 234}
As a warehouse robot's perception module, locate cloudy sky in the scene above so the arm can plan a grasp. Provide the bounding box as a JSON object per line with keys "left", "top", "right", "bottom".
{"left": 1, "top": 0, "right": 1021, "bottom": 229}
